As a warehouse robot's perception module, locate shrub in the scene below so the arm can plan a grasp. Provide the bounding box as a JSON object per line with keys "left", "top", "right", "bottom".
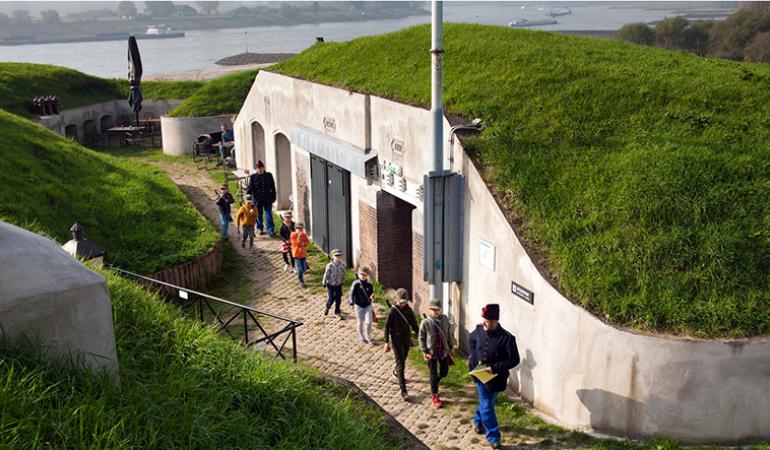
{"left": 744, "top": 30, "right": 770, "bottom": 63}
{"left": 655, "top": 17, "right": 690, "bottom": 49}
{"left": 615, "top": 23, "right": 655, "bottom": 46}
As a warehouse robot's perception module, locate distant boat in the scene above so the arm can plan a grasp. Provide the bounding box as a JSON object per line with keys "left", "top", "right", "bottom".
{"left": 143, "top": 24, "right": 185, "bottom": 39}
{"left": 509, "top": 18, "right": 558, "bottom": 27}
{"left": 546, "top": 7, "right": 572, "bottom": 17}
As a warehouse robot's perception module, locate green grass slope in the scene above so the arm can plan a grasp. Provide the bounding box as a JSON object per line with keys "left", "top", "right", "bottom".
{"left": 0, "top": 270, "right": 401, "bottom": 449}
{"left": 168, "top": 69, "right": 258, "bottom": 117}
{"left": 0, "top": 62, "right": 203, "bottom": 116}
{"left": 273, "top": 24, "right": 770, "bottom": 338}
{"left": 0, "top": 109, "right": 217, "bottom": 273}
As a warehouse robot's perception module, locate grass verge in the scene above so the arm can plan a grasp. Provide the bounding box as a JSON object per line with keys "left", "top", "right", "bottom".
{"left": 0, "top": 270, "right": 405, "bottom": 449}
{"left": 168, "top": 69, "right": 259, "bottom": 117}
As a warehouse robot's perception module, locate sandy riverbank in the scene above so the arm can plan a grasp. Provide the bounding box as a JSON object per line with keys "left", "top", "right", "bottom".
{"left": 146, "top": 63, "right": 271, "bottom": 81}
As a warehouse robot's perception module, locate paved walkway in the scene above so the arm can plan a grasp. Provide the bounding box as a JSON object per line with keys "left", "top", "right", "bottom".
{"left": 158, "top": 163, "right": 496, "bottom": 450}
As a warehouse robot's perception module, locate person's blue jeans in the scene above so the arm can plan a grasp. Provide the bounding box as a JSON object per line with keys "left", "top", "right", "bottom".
{"left": 474, "top": 381, "right": 501, "bottom": 444}
{"left": 295, "top": 257, "right": 308, "bottom": 283}
{"left": 256, "top": 201, "right": 274, "bottom": 234}
{"left": 219, "top": 211, "right": 230, "bottom": 237}
{"left": 219, "top": 144, "right": 234, "bottom": 160}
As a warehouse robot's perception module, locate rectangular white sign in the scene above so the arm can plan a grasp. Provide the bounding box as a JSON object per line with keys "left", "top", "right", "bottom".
{"left": 479, "top": 239, "right": 495, "bottom": 271}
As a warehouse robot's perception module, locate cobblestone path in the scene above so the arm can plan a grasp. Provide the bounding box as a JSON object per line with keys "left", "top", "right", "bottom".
{"left": 157, "top": 162, "right": 493, "bottom": 450}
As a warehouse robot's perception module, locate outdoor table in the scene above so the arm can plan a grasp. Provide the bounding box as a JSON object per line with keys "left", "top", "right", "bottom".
{"left": 227, "top": 169, "right": 253, "bottom": 203}
{"left": 106, "top": 126, "right": 146, "bottom": 147}
{"left": 139, "top": 118, "right": 161, "bottom": 135}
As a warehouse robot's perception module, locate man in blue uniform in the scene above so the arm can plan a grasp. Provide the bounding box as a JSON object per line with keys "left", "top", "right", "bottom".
{"left": 468, "top": 304, "right": 520, "bottom": 449}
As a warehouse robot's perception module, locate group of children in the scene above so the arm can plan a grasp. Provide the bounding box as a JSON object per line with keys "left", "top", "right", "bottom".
{"left": 217, "top": 184, "right": 454, "bottom": 406}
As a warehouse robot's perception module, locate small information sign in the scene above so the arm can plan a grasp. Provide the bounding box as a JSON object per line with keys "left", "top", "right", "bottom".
{"left": 479, "top": 240, "right": 495, "bottom": 271}
{"left": 178, "top": 290, "right": 189, "bottom": 300}
{"left": 511, "top": 281, "right": 534, "bottom": 305}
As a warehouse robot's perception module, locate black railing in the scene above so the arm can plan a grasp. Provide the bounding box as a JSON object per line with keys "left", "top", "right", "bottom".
{"left": 114, "top": 268, "right": 302, "bottom": 362}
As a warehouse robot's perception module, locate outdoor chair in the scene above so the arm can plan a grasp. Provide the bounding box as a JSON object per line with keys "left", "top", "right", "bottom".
{"left": 125, "top": 130, "right": 147, "bottom": 147}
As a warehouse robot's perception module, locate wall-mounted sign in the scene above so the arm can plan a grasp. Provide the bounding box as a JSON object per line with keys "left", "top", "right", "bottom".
{"left": 323, "top": 116, "right": 336, "bottom": 132}
{"left": 391, "top": 138, "right": 405, "bottom": 155}
{"left": 479, "top": 240, "right": 495, "bottom": 270}
{"left": 263, "top": 96, "right": 271, "bottom": 106}
{"left": 511, "top": 281, "right": 534, "bottom": 305}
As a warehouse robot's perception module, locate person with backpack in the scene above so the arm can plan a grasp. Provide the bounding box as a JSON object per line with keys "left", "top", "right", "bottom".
{"left": 322, "top": 248, "right": 346, "bottom": 319}
{"left": 468, "top": 304, "right": 520, "bottom": 449}
{"left": 419, "top": 299, "right": 455, "bottom": 408}
{"left": 349, "top": 266, "right": 375, "bottom": 344}
{"left": 384, "top": 288, "right": 419, "bottom": 401}
{"left": 214, "top": 184, "right": 234, "bottom": 239}
{"left": 235, "top": 194, "right": 258, "bottom": 249}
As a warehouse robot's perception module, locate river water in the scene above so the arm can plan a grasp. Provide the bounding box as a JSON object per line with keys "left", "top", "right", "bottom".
{"left": 0, "top": 2, "right": 734, "bottom": 79}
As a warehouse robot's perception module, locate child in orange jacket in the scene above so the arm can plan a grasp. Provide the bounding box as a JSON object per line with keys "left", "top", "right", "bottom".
{"left": 290, "top": 223, "right": 310, "bottom": 288}
{"left": 235, "top": 194, "right": 258, "bottom": 249}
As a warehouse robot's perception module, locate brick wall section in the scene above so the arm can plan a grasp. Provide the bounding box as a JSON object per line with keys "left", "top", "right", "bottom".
{"left": 375, "top": 193, "right": 413, "bottom": 292}
{"left": 358, "top": 201, "right": 379, "bottom": 277}
{"left": 412, "top": 231, "right": 430, "bottom": 316}
{"left": 295, "top": 152, "right": 311, "bottom": 232}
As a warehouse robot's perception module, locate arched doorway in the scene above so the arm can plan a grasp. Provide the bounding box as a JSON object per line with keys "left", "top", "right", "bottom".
{"left": 274, "top": 133, "right": 293, "bottom": 210}
{"left": 82, "top": 120, "right": 98, "bottom": 144}
{"left": 100, "top": 115, "right": 114, "bottom": 131}
{"left": 251, "top": 121, "right": 265, "bottom": 168}
{"left": 64, "top": 124, "right": 78, "bottom": 140}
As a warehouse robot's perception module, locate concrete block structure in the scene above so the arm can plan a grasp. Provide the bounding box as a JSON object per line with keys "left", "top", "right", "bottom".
{"left": 233, "top": 71, "right": 770, "bottom": 443}
{"left": 0, "top": 221, "right": 118, "bottom": 378}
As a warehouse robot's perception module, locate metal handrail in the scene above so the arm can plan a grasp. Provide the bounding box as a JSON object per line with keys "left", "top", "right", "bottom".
{"left": 113, "top": 267, "right": 302, "bottom": 362}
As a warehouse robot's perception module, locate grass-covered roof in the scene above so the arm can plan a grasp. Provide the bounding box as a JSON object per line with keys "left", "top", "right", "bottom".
{"left": 272, "top": 23, "right": 770, "bottom": 338}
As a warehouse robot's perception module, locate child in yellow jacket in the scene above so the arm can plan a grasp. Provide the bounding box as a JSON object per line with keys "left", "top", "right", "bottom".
{"left": 236, "top": 194, "right": 259, "bottom": 249}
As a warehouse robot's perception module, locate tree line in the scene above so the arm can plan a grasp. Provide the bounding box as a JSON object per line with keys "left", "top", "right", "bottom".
{"left": 615, "top": 2, "right": 770, "bottom": 63}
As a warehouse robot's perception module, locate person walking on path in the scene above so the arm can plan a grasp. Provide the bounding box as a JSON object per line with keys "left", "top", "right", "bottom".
{"left": 235, "top": 194, "right": 258, "bottom": 249}
{"left": 290, "top": 223, "right": 310, "bottom": 288}
{"left": 349, "top": 266, "right": 375, "bottom": 344}
{"left": 215, "top": 184, "right": 234, "bottom": 239}
{"left": 468, "top": 304, "right": 520, "bottom": 449}
{"left": 384, "top": 288, "right": 419, "bottom": 401}
{"left": 322, "top": 249, "right": 346, "bottom": 319}
{"left": 245, "top": 160, "right": 277, "bottom": 236}
{"left": 419, "top": 299, "right": 455, "bottom": 409}
{"left": 279, "top": 211, "right": 295, "bottom": 272}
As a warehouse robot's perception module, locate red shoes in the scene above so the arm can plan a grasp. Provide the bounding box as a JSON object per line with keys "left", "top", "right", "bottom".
{"left": 431, "top": 393, "right": 444, "bottom": 408}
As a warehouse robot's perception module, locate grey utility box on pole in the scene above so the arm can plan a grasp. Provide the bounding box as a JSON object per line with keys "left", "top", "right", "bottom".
{"left": 423, "top": 170, "right": 464, "bottom": 283}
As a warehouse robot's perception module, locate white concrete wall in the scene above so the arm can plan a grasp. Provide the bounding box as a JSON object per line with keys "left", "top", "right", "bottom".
{"left": 161, "top": 114, "right": 232, "bottom": 156}
{"left": 38, "top": 99, "right": 181, "bottom": 141}
{"left": 233, "top": 71, "right": 770, "bottom": 443}
{"left": 0, "top": 221, "right": 118, "bottom": 378}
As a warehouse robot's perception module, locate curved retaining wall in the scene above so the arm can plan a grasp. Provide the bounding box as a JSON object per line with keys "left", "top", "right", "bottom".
{"left": 149, "top": 241, "right": 222, "bottom": 293}
{"left": 459, "top": 151, "right": 770, "bottom": 444}
{"left": 161, "top": 115, "right": 232, "bottom": 156}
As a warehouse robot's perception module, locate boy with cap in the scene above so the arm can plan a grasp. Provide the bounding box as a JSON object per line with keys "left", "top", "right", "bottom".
{"left": 322, "top": 249, "right": 346, "bottom": 318}
{"left": 384, "top": 288, "right": 419, "bottom": 401}
{"left": 279, "top": 211, "right": 295, "bottom": 271}
{"left": 290, "top": 223, "right": 310, "bottom": 288}
{"left": 419, "top": 299, "right": 455, "bottom": 408}
{"left": 235, "top": 194, "right": 258, "bottom": 249}
{"left": 349, "top": 266, "right": 375, "bottom": 343}
{"left": 215, "top": 184, "right": 235, "bottom": 239}
{"left": 245, "top": 160, "right": 277, "bottom": 236}
{"left": 468, "top": 304, "right": 520, "bottom": 449}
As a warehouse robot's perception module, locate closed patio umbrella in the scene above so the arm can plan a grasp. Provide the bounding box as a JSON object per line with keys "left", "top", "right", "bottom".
{"left": 127, "top": 36, "right": 143, "bottom": 126}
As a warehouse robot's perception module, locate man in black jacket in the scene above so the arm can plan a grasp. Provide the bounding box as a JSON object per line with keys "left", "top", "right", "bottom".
{"left": 245, "top": 160, "right": 277, "bottom": 236}
{"left": 468, "top": 304, "right": 520, "bottom": 449}
{"left": 384, "top": 288, "right": 419, "bottom": 401}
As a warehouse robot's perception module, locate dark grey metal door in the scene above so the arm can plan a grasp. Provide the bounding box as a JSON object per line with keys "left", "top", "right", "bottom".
{"left": 310, "top": 155, "right": 351, "bottom": 266}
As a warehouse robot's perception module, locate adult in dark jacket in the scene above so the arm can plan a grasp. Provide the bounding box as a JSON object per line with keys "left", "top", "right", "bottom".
{"left": 468, "top": 304, "right": 520, "bottom": 449}
{"left": 384, "top": 288, "right": 419, "bottom": 401}
{"left": 245, "top": 160, "right": 277, "bottom": 236}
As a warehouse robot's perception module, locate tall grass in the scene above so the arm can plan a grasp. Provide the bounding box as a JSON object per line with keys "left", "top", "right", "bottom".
{"left": 0, "top": 110, "right": 218, "bottom": 273}
{"left": 273, "top": 24, "right": 770, "bottom": 337}
{"left": 0, "top": 270, "right": 403, "bottom": 449}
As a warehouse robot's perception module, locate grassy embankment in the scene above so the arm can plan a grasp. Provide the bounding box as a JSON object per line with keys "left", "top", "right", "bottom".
{"left": 272, "top": 23, "right": 770, "bottom": 338}
{"left": 168, "top": 69, "right": 259, "bottom": 117}
{"left": 0, "top": 62, "right": 203, "bottom": 117}
{"left": 0, "top": 269, "right": 404, "bottom": 450}
{"left": 0, "top": 108, "right": 217, "bottom": 274}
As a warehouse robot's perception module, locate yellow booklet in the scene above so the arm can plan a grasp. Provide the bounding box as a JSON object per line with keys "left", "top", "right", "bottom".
{"left": 470, "top": 364, "right": 498, "bottom": 384}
